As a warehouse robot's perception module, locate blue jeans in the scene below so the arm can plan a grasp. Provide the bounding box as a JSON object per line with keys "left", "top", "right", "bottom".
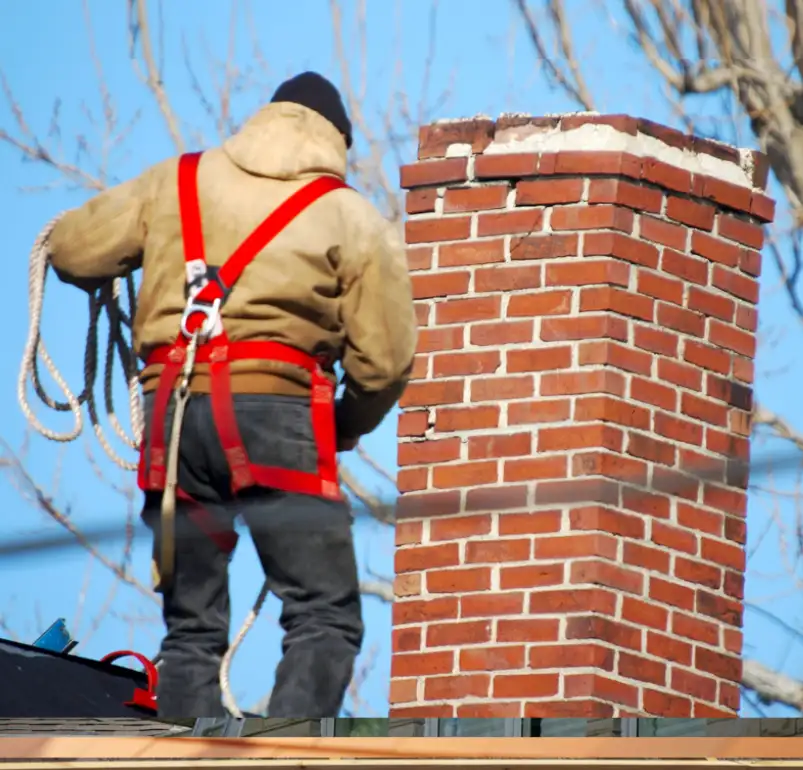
{"left": 141, "top": 392, "right": 364, "bottom": 718}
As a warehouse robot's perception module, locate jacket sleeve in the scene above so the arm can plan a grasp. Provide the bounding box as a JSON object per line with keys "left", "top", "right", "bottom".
{"left": 336, "top": 199, "right": 417, "bottom": 440}
{"left": 48, "top": 167, "right": 157, "bottom": 291}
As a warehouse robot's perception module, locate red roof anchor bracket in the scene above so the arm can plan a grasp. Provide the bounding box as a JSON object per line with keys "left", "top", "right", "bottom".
{"left": 100, "top": 649, "right": 158, "bottom": 713}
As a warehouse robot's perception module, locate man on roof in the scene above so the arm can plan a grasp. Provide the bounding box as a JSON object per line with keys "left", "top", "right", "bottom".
{"left": 46, "top": 71, "right": 417, "bottom": 718}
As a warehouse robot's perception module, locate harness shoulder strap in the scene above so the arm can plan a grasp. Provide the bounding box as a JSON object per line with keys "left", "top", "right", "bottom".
{"left": 176, "top": 151, "right": 350, "bottom": 306}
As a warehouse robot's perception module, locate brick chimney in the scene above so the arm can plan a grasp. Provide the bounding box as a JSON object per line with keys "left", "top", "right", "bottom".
{"left": 391, "top": 114, "right": 774, "bottom": 719}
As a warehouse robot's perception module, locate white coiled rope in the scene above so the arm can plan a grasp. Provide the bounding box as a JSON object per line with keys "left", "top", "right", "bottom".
{"left": 18, "top": 215, "right": 267, "bottom": 719}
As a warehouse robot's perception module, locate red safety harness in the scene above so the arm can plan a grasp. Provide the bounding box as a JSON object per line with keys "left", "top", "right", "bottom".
{"left": 137, "top": 152, "right": 347, "bottom": 556}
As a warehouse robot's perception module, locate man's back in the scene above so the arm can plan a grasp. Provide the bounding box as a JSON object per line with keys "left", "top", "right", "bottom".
{"left": 49, "top": 101, "right": 416, "bottom": 416}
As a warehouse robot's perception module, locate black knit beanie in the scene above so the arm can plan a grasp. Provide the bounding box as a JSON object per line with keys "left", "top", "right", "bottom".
{"left": 270, "top": 71, "right": 353, "bottom": 149}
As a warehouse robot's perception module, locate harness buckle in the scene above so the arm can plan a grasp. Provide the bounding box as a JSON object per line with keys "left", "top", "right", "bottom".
{"left": 180, "top": 297, "right": 221, "bottom": 341}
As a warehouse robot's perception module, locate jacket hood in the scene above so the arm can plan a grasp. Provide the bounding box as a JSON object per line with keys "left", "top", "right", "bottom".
{"left": 223, "top": 102, "right": 348, "bottom": 181}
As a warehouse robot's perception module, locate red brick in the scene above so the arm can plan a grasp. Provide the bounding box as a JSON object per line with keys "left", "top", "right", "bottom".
{"left": 432, "top": 461, "right": 498, "bottom": 489}
{"left": 460, "top": 645, "right": 526, "bottom": 671}
{"left": 424, "top": 674, "right": 489, "bottom": 700}
{"left": 712, "top": 264, "right": 759, "bottom": 303}
{"left": 584, "top": 231, "right": 659, "bottom": 268}
{"left": 652, "top": 521, "right": 698, "bottom": 555}
{"left": 687, "top": 286, "right": 735, "bottom": 321}
{"left": 460, "top": 592, "right": 525, "bottom": 618}
{"left": 701, "top": 537, "right": 745, "bottom": 570}
{"left": 691, "top": 230, "right": 740, "bottom": 267}
{"left": 433, "top": 350, "right": 500, "bottom": 377}
{"left": 398, "top": 411, "right": 429, "bottom": 438}
{"left": 493, "top": 673, "right": 560, "bottom": 699}
{"left": 507, "top": 345, "right": 573, "bottom": 372}
{"left": 392, "top": 597, "right": 458, "bottom": 625}
{"left": 407, "top": 246, "right": 434, "bottom": 271}
{"left": 508, "top": 398, "right": 572, "bottom": 425}
{"left": 498, "top": 510, "right": 562, "bottom": 536}
{"left": 641, "top": 157, "right": 692, "bottom": 193}
{"left": 647, "top": 631, "right": 693, "bottom": 666}
{"left": 571, "top": 451, "right": 647, "bottom": 485}
{"left": 578, "top": 341, "right": 653, "bottom": 376}
{"left": 435, "top": 405, "right": 499, "bottom": 432}
{"left": 642, "top": 689, "right": 692, "bottom": 717}
{"left": 474, "top": 152, "right": 539, "bottom": 179}
{"left": 475, "top": 264, "right": 542, "bottom": 292}
{"left": 478, "top": 209, "right": 544, "bottom": 236}
{"left": 623, "top": 541, "right": 670, "bottom": 574}
{"left": 525, "top": 587, "right": 618, "bottom": 616}
{"left": 677, "top": 503, "right": 723, "bottom": 538}
{"left": 435, "top": 295, "right": 501, "bottom": 325}
{"left": 672, "top": 611, "right": 719, "bottom": 645}
{"left": 397, "top": 467, "right": 428, "bottom": 492}
{"left": 551, "top": 205, "right": 634, "bottom": 233}
{"left": 539, "top": 424, "right": 623, "bottom": 452}
{"left": 466, "top": 538, "right": 531, "bottom": 563}
{"left": 570, "top": 559, "right": 644, "bottom": 595}
{"left": 735, "top": 304, "right": 758, "bottom": 332}
{"left": 400, "top": 157, "right": 468, "bottom": 188}
{"left": 534, "top": 478, "right": 620, "bottom": 506}
{"left": 407, "top": 189, "right": 438, "bottom": 215}
{"left": 564, "top": 672, "right": 639, "bottom": 708}
{"left": 650, "top": 577, "right": 695, "bottom": 610}
{"left": 418, "top": 119, "right": 494, "bottom": 159}
{"left": 398, "top": 437, "right": 460, "bottom": 466}
{"left": 684, "top": 340, "right": 732, "bottom": 375}
{"left": 535, "top": 533, "right": 619, "bottom": 561}
{"left": 396, "top": 543, "right": 460, "bottom": 574}
{"left": 588, "top": 178, "right": 662, "bottom": 212}
{"left": 630, "top": 376, "right": 678, "bottom": 411}
{"left": 740, "top": 248, "right": 762, "bottom": 276}
{"left": 418, "top": 326, "right": 464, "bottom": 352}
{"left": 439, "top": 239, "right": 505, "bottom": 267}
{"left": 508, "top": 233, "right": 579, "bottom": 263}
{"left": 504, "top": 455, "right": 567, "bottom": 482}
{"left": 640, "top": 215, "right": 687, "bottom": 250}
{"left": 430, "top": 514, "right": 492, "bottom": 541}
{"left": 695, "top": 176, "right": 752, "bottom": 212}
{"left": 541, "top": 370, "right": 625, "bottom": 397}
{"left": 622, "top": 490, "right": 671, "bottom": 520}
{"left": 654, "top": 413, "right": 703, "bottom": 447}
{"left": 543, "top": 150, "right": 642, "bottom": 178}
{"left": 634, "top": 324, "right": 679, "bottom": 356}
{"left": 426, "top": 620, "right": 492, "bottom": 647}
{"left": 681, "top": 392, "right": 728, "bottom": 426}
{"left": 541, "top": 315, "right": 628, "bottom": 343}
{"left": 570, "top": 505, "right": 646, "bottom": 539}
{"left": 750, "top": 191, "right": 775, "bottom": 222}
{"left": 657, "top": 303, "right": 705, "bottom": 337}
{"left": 443, "top": 184, "right": 508, "bottom": 212}
{"left": 497, "top": 618, "right": 560, "bottom": 643}
{"left": 695, "top": 647, "right": 741, "bottom": 682}
{"left": 406, "top": 217, "right": 471, "bottom": 244}
{"left": 545, "top": 259, "right": 629, "bottom": 287}
{"left": 618, "top": 651, "right": 667, "bottom": 686}
{"left": 621, "top": 597, "right": 668, "bottom": 631}
{"left": 658, "top": 358, "right": 703, "bottom": 391}
{"left": 666, "top": 196, "right": 715, "bottom": 230}
{"left": 468, "top": 432, "right": 531, "bottom": 460}
{"left": 427, "top": 566, "right": 491, "bottom": 594}
{"left": 457, "top": 703, "right": 523, "bottom": 717}
{"left": 674, "top": 557, "right": 722, "bottom": 592}
{"left": 471, "top": 375, "right": 535, "bottom": 402}
{"left": 391, "top": 650, "right": 454, "bottom": 677}
{"left": 662, "top": 249, "right": 708, "bottom": 285}
{"left": 471, "top": 320, "right": 533, "bottom": 346}
{"left": 393, "top": 627, "right": 421, "bottom": 653}
{"left": 527, "top": 643, "right": 615, "bottom": 671}
{"left": 580, "top": 286, "right": 655, "bottom": 321}
{"left": 500, "top": 562, "right": 565, "bottom": 590}
{"left": 638, "top": 270, "right": 683, "bottom": 305}
{"left": 507, "top": 289, "right": 572, "bottom": 317}
{"left": 717, "top": 214, "right": 764, "bottom": 249}
{"left": 696, "top": 590, "right": 742, "bottom": 627}
{"left": 517, "top": 178, "right": 584, "bottom": 205}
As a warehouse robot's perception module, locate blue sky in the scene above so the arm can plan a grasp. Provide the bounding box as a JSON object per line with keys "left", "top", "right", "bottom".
{"left": 0, "top": 0, "right": 801, "bottom": 718}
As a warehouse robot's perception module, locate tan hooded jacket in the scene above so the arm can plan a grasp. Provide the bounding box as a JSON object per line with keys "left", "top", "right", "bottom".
{"left": 47, "top": 103, "right": 416, "bottom": 439}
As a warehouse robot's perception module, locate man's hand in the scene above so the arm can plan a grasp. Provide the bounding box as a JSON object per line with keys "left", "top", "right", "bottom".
{"left": 336, "top": 435, "right": 359, "bottom": 453}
